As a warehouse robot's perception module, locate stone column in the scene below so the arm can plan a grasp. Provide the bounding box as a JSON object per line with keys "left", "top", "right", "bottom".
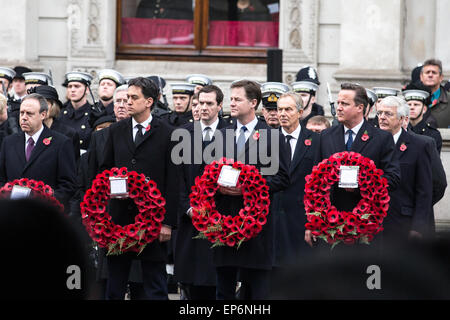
{"left": 279, "top": 0, "right": 319, "bottom": 84}
{"left": 334, "top": 0, "right": 408, "bottom": 87}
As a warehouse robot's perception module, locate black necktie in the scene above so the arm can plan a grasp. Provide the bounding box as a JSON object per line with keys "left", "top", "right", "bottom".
{"left": 285, "top": 135, "right": 293, "bottom": 166}
{"left": 135, "top": 124, "right": 144, "bottom": 145}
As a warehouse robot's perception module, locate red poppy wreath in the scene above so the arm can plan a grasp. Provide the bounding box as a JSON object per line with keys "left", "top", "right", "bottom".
{"left": 304, "top": 152, "right": 390, "bottom": 248}
{"left": 80, "top": 167, "right": 166, "bottom": 256}
{"left": 0, "top": 178, "right": 64, "bottom": 212}
{"left": 189, "top": 158, "right": 270, "bottom": 249}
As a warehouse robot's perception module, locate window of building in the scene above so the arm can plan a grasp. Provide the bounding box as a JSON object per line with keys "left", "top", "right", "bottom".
{"left": 117, "top": 0, "right": 280, "bottom": 62}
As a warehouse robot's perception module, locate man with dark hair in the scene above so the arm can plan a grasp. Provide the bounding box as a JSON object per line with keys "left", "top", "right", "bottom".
{"left": 100, "top": 76, "right": 178, "bottom": 300}
{"left": 175, "top": 84, "right": 229, "bottom": 300}
{"left": 420, "top": 58, "right": 450, "bottom": 128}
{"left": 403, "top": 84, "right": 442, "bottom": 154}
{"left": 58, "top": 71, "right": 94, "bottom": 152}
{"left": 0, "top": 93, "right": 77, "bottom": 206}
{"left": 211, "top": 79, "right": 289, "bottom": 300}
{"left": 305, "top": 83, "right": 401, "bottom": 248}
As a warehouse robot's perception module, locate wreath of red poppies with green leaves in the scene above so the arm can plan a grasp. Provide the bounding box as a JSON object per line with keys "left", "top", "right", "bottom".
{"left": 0, "top": 178, "right": 64, "bottom": 211}
{"left": 304, "top": 151, "right": 390, "bottom": 248}
{"left": 189, "top": 158, "right": 270, "bottom": 249}
{"left": 80, "top": 167, "right": 166, "bottom": 255}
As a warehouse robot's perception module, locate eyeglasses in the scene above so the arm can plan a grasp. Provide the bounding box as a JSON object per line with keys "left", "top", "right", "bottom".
{"left": 376, "top": 110, "right": 396, "bottom": 118}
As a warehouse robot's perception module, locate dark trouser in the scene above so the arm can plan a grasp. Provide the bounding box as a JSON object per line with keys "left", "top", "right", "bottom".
{"left": 216, "top": 266, "right": 271, "bottom": 300}
{"left": 180, "top": 283, "right": 216, "bottom": 300}
{"left": 106, "top": 254, "right": 168, "bottom": 300}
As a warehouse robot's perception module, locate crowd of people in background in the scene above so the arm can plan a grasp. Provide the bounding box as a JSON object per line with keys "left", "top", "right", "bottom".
{"left": 0, "top": 57, "right": 448, "bottom": 300}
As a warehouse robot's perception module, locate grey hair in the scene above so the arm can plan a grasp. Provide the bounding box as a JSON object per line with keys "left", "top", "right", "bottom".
{"left": 379, "top": 95, "right": 409, "bottom": 118}
{"left": 22, "top": 93, "right": 48, "bottom": 113}
{"left": 113, "top": 84, "right": 128, "bottom": 101}
{"left": 278, "top": 92, "right": 304, "bottom": 111}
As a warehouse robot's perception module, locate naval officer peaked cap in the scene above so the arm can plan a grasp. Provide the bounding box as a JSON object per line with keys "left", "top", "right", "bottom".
{"left": 261, "top": 82, "right": 290, "bottom": 109}
{"left": 98, "top": 69, "right": 125, "bottom": 86}
{"left": 171, "top": 83, "right": 196, "bottom": 95}
{"left": 23, "top": 72, "right": 52, "bottom": 86}
{"left": 186, "top": 74, "right": 213, "bottom": 86}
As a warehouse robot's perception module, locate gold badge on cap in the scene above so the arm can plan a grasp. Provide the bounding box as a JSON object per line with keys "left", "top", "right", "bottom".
{"left": 267, "top": 93, "right": 278, "bottom": 102}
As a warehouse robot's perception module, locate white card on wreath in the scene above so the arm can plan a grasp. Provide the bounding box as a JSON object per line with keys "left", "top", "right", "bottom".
{"left": 11, "top": 185, "right": 31, "bottom": 199}
{"left": 110, "top": 177, "right": 129, "bottom": 199}
{"left": 217, "top": 165, "right": 241, "bottom": 188}
{"left": 339, "top": 166, "right": 359, "bottom": 188}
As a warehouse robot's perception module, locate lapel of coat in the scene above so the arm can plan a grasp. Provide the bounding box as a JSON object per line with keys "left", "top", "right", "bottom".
{"left": 124, "top": 118, "right": 136, "bottom": 154}
{"left": 22, "top": 126, "right": 52, "bottom": 173}
{"left": 14, "top": 132, "right": 27, "bottom": 167}
{"left": 332, "top": 124, "right": 346, "bottom": 154}
{"left": 395, "top": 129, "right": 409, "bottom": 160}
{"left": 135, "top": 117, "right": 159, "bottom": 149}
{"left": 290, "top": 126, "right": 312, "bottom": 174}
{"left": 237, "top": 119, "right": 263, "bottom": 160}
{"left": 350, "top": 120, "right": 372, "bottom": 154}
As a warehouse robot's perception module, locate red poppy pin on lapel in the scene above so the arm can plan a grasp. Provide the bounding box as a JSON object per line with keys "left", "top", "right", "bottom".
{"left": 253, "top": 130, "right": 260, "bottom": 140}
{"left": 304, "top": 138, "right": 312, "bottom": 146}
{"left": 145, "top": 124, "right": 151, "bottom": 132}
{"left": 361, "top": 130, "right": 369, "bottom": 142}
{"left": 400, "top": 143, "right": 407, "bottom": 152}
{"left": 43, "top": 137, "right": 52, "bottom": 146}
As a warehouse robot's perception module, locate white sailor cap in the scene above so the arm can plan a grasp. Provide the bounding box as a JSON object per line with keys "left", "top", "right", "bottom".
{"left": 292, "top": 81, "right": 319, "bottom": 93}
{"left": 186, "top": 74, "right": 212, "bottom": 86}
{"left": 98, "top": 69, "right": 125, "bottom": 86}
{"left": 63, "top": 71, "right": 93, "bottom": 87}
{"left": 372, "top": 87, "right": 400, "bottom": 99}
{"left": 171, "top": 83, "right": 196, "bottom": 95}
{"left": 402, "top": 89, "right": 430, "bottom": 102}
{"left": 261, "top": 82, "right": 290, "bottom": 98}
{"left": 23, "top": 72, "right": 52, "bottom": 85}
{"left": 0, "top": 67, "right": 16, "bottom": 82}
{"left": 366, "top": 88, "right": 377, "bottom": 106}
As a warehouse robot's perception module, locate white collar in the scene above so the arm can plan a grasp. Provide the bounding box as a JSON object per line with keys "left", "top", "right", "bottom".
{"left": 25, "top": 125, "right": 44, "bottom": 144}
{"left": 281, "top": 123, "right": 301, "bottom": 140}
{"left": 236, "top": 116, "right": 258, "bottom": 134}
{"left": 393, "top": 128, "right": 403, "bottom": 144}
{"left": 344, "top": 118, "right": 365, "bottom": 135}
{"left": 201, "top": 117, "right": 219, "bottom": 133}
{"left": 132, "top": 114, "right": 153, "bottom": 130}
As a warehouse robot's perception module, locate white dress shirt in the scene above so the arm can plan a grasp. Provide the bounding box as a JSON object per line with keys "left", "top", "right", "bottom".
{"left": 132, "top": 114, "right": 153, "bottom": 142}
{"left": 201, "top": 118, "right": 219, "bottom": 141}
{"left": 24, "top": 125, "right": 44, "bottom": 154}
{"left": 235, "top": 116, "right": 259, "bottom": 144}
{"left": 281, "top": 124, "right": 301, "bottom": 160}
{"left": 343, "top": 118, "right": 364, "bottom": 144}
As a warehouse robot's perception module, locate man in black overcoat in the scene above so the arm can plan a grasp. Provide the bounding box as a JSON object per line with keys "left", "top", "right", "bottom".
{"left": 100, "top": 77, "right": 178, "bottom": 300}
{"left": 0, "top": 93, "right": 76, "bottom": 206}
{"left": 305, "top": 83, "right": 401, "bottom": 247}
{"left": 211, "top": 80, "right": 289, "bottom": 300}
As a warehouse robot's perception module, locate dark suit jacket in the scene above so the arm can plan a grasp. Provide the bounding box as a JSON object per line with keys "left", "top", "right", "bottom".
{"left": 50, "top": 119, "right": 81, "bottom": 163}
{"left": 383, "top": 129, "right": 433, "bottom": 238}
{"left": 100, "top": 116, "right": 179, "bottom": 261}
{"left": 273, "top": 126, "right": 320, "bottom": 266}
{"left": 175, "top": 119, "right": 230, "bottom": 286}
{"left": 318, "top": 120, "right": 401, "bottom": 212}
{"left": 0, "top": 126, "right": 77, "bottom": 205}
{"left": 87, "top": 126, "right": 110, "bottom": 184}
{"left": 212, "top": 119, "right": 290, "bottom": 270}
